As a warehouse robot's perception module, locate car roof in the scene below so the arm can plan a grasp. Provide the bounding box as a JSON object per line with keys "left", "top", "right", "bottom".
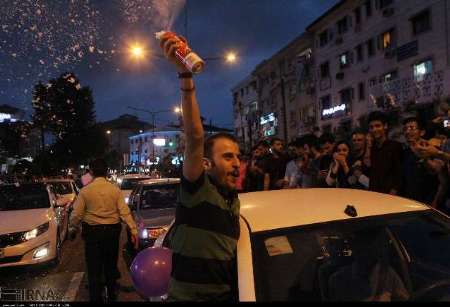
{"left": 138, "top": 178, "right": 180, "bottom": 185}
{"left": 118, "top": 174, "right": 152, "bottom": 179}
{"left": 238, "top": 189, "right": 429, "bottom": 233}
{"left": 45, "top": 179, "right": 74, "bottom": 183}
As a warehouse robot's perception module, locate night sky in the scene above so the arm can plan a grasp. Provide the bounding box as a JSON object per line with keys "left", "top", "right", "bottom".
{"left": 0, "top": 0, "right": 338, "bottom": 129}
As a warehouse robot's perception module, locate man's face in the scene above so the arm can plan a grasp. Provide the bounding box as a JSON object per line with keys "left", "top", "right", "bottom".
{"left": 271, "top": 140, "right": 284, "bottom": 155}
{"left": 352, "top": 133, "right": 366, "bottom": 152}
{"left": 369, "top": 120, "right": 388, "bottom": 141}
{"left": 207, "top": 138, "right": 241, "bottom": 191}
{"left": 287, "top": 145, "right": 297, "bottom": 159}
{"left": 253, "top": 147, "right": 262, "bottom": 158}
{"left": 321, "top": 142, "right": 334, "bottom": 156}
{"left": 403, "top": 121, "right": 423, "bottom": 143}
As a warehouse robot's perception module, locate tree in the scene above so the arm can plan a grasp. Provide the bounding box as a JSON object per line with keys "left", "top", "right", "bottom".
{"left": 31, "top": 72, "right": 108, "bottom": 172}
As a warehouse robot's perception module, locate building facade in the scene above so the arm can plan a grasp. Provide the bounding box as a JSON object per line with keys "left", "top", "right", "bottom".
{"left": 232, "top": 33, "right": 316, "bottom": 149}
{"left": 232, "top": 0, "right": 450, "bottom": 143}
{"left": 308, "top": 0, "right": 450, "bottom": 138}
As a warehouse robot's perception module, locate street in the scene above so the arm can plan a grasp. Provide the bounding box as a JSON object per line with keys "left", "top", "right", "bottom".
{"left": 0, "top": 224, "right": 143, "bottom": 302}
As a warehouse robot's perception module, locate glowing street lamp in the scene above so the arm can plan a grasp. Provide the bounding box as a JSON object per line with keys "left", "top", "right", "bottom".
{"left": 106, "top": 130, "right": 111, "bottom": 135}
{"left": 225, "top": 52, "right": 237, "bottom": 64}
{"left": 129, "top": 43, "right": 146, "bottom": 60}
{"left": 174, "top": 106, "right": 182, "bottom": 114}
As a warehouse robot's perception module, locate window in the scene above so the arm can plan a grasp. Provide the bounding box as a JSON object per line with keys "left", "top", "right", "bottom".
{"left": 381, "top": 28, "right": 395, "bottom": 50}
{"left": 411, "top": 9, "right": 431, "bottom": 35}
{"left": 337, "top": 17, "right": 349, "bottom": 34}
{"left": 320, "top": 62, "right": 330, "bottom": 79}
{"left": 379, "top": 0, "right": 393, "bottom": 9}
{"left": 140, "top": 184, "right": 179, "bottom": 210}
{"left": 339, "top": 52, "right": 350, "bottom": 68}
{"left": 356, "top": 45, "right": 363, "bottom": 62}
{"left": 358, "top": 82, "right": 365, "bottom": 101}
{"left": 414, "top": 59, "right": 433, "bottom": 81}
{"left": 340, "top": 88, "right": 353, "bottom": 103}
{"left": 365, "top": 0, "right": 372, "bottom": 17}
{"left": 354, "top": 7, "right": 362, "bottom": 24}
{"left": 319, "top": 30, "right": 329, "bottom": 47}
{"left": 369, "top": 77, "right": 377, "bottom": 87}
{"left": 381, "top": 70, "right": 398, "bottom": 83}
{"left": 320, "top": 95, "right": 331, "bottom": 110}
{"left": 367, "top": 38, "right": 375, "bottom": 57}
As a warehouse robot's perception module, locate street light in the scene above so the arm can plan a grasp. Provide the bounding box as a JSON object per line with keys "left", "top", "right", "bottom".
{"left": 106, "top": 130, "right": 111, "bottom": 135}
{"left": 174, "top": 106, "right": 182, "bottom": 114}
{"left": 128, "top": 42, "right": 146, "bottom": 60}
{"left": 225, "top": 52, "right": 237, "bottom": 64}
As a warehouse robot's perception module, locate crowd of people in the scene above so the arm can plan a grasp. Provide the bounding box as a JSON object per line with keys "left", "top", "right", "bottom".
{"left": 236, "top": 110, "right": 450, "bottom": 214}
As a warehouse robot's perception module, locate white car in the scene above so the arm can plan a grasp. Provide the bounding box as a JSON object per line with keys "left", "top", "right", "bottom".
{"left": 150, "top": 189, "right": 450, "bottom": 302}
{"left": 116, "top": 174, "right": 152, "bottom": 205}
{"left": 45, "top": 178, "right": 79, "bottom": 209}
{"left": 0, "top": 183, "right": 69, "bottom": 268}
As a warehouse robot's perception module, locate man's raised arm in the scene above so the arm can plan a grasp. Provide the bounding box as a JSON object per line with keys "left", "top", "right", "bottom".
{"left": 160, "top": 35, "right": 204, "bottom": 182}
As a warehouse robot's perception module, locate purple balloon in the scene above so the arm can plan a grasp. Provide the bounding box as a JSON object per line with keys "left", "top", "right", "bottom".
{"left": 130, "top": 247, "right": 172, "bottom": 298}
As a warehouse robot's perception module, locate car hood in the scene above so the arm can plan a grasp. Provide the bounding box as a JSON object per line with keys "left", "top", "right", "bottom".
{"left": 0, "top": 208, "right": 51, "bottom": 234}
{"left": 137, "top": 209, "right": 175, "bottom": 228}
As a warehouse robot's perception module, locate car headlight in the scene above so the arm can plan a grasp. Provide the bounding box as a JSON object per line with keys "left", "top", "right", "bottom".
{"left": 125, "top": 196, "right": 129, "bottom": 204}
{"left": 117, "top": 178, "right": 123, "bottom": 184}
{"left": 23, "top": 222, "right": 50, "bottom": 241}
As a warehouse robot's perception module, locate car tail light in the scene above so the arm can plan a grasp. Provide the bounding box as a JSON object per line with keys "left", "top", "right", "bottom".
{"left": 148, "top": 228, "right": 166, "bottom": 239}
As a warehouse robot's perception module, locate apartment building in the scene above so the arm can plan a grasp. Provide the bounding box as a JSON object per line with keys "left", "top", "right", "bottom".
{"left": 232, "top": 33, "right": 315, "bottom": 149}
{"left": 308, "top": 0, "right": 450, "bottom": 137}
{"left": 232, "top": 0, "right": 450, "bottom": 143}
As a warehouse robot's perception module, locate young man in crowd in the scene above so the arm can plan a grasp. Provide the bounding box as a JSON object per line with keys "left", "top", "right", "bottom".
{"left": 284, "top": 138, "right": 305, "bottom": 188}
{"left": 348, "top": 129, "right": 370, "bottom": 189}
{"left": 400, "top": 116, "right": 439, "bottom": 204}
{"left": 263, "top": 138, "right": 289, "bottom": 190}
{"left": 245, "top": 142, "right": 269, "bottom": 192}
{"left": 315, "top": 133, "right": 336, "bottom": 188}
{"left": 366, "top": 111, "right": 403, "bottom": 195}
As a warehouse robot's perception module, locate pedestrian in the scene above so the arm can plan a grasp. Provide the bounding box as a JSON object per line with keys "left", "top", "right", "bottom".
{"left": 349, "top": 129, "right": 371, "bottom": 190}
{"left": 69, "top": 158, "right": 139, "bottom": 302}
{"left": 263, "top": 138, "right": 289, "bottom": 190}
{"left": 316, "top": 133, "right": 335, "bottom": 188}
{"left": 284, "top": 138, "right": 304, "bottom": 188}
{"left": 236, "top": 154, "right": 248, "bottom": 193}
{"left": 400, "top": 116, "right": 440, "bottom": 204}
{"left": 160, "top": 34, "right": 241, "bottom": 301}
{"left": 366, "top": 111, "right": 403, "bottom": 195}
{"left": 298, "top": 134, "right": 321, "bottom": 188}
{"left": 244, "top": 143, "right": 267, "bottom": 192}
{"left": 326, "top": 141, "right": 352, "bottom": 188}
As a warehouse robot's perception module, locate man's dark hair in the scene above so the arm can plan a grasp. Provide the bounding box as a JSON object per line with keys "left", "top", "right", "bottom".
{"left": 257, "top": 140, "right": 270, "bottom": 148}
{"left": 270, "top": 137, "right": 283, "bottom": 146}
{"left": 368, "top": 111, "right": 388, "bottom": 125}
{"left": 204, "top": 133, "right": 239, "bottom": 159}
{"left": 90, "top": 158, "right": 108, "bottom": 177}
{"left": 303, "top": 134, "right": 320, "bottom": 150}
{"left": 319, "top": 132, "right": 335, "bottom": 146}
{"left": 402, "top": 116, "right": 424, "bottom": 130}
{"left": 351, "top": 128, "right": 366, "bottom": 137}
{"left": 293, "top": 137, "right": 306, "bottom": 148}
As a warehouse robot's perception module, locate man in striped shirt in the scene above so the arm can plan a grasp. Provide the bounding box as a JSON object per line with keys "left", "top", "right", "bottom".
{"left": 160, "top": 35, "right": 241, "bottom": 301}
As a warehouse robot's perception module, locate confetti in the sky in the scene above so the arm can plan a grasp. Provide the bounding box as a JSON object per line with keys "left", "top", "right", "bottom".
{"left": 0, "top": 0, "right": 187, "bottom": 107}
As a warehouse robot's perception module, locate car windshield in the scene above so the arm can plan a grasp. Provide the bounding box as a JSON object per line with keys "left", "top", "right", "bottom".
{"left": 48, "top": 182, "right": 73, "bottom": 195}
{"left": 120, "top": 178, "right": 150, "bottom": 190}
{"left": 138, "top": 184, "right": 178, "bottom": 210}
{"left": 0, "top": 184, "right": 50, "bottom": 211}
{"left": 251, "top": 210, "right": 450, "bottom": 302}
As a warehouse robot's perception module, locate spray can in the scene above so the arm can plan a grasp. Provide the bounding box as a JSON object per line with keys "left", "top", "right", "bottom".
{"left": 155, "top": 31, "right": 205, "bottom": 74}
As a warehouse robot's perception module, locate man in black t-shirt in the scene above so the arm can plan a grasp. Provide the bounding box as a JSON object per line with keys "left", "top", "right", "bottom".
{"left": 263, "top": 138, "right": 289, "bottom": 190}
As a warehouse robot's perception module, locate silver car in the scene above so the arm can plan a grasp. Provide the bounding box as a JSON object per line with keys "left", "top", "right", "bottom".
{"left": 126, "top": 178, "right": 180, "bottom": 251}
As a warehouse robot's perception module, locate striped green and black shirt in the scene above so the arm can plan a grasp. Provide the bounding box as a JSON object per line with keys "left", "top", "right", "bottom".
{"left": 167, "top": 173, "right": 240, "bottom": 302}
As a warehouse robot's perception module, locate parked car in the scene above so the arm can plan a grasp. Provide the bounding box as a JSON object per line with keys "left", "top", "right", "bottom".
{"left": 116, "top": 174, "right": 152, "bottom": 204}
{"left": 0, "top": 183, "right": 69, "bottom": 268}
{"left": 45, "top": 178, "right": 79, "bottom": 211}
{"left": 126, "top": 178, "right": 179, "bottom": 252}
{"left": 148, "top": 188, "right": 450, "bottom": 302}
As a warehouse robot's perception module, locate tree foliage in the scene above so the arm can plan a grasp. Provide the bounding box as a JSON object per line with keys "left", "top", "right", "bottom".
{"left": 31, "top": 72, "right": 107, "bottom": 173}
